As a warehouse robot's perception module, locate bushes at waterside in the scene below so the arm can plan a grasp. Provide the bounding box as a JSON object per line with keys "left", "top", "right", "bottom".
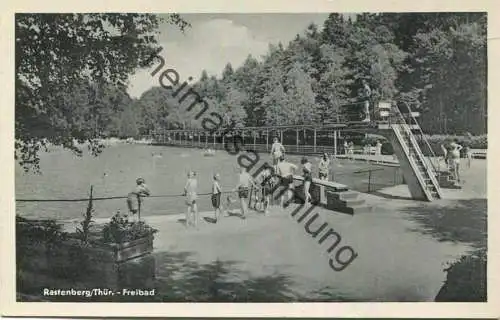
{"left": 435, "top": 249, "right": 487, "bottom": 302}
{"left": 362, "top": 134, "right": 486, "bottom": 156}
{"left": 416, "top": 134, "right": 487, "bottom": 157}
{"left": 424, "top": 134, "right": 487, "bottom": 149}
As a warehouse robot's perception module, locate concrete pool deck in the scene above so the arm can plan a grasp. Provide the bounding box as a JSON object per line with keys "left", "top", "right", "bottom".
{"left": 59, "top": 156, "right": 486, "bottom": 301}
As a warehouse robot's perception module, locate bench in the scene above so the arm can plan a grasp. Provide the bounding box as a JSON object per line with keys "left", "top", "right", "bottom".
{"left": 293, "top": 175, "right": 349, "bottom": 192}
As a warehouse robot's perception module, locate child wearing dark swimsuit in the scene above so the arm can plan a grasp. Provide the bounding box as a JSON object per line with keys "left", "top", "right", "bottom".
{"left": 212, "top": 173, "right": 222, "bottom": 222}
{"left": 260, "top": 167, "right": 275, "bottom": 214}
{"left": 301, "top": 157, "right": 312, "bottom": 203}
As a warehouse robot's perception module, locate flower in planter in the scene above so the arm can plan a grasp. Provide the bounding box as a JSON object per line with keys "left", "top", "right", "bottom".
{"left": 102, "top": 211, "right": 158, "bottom": 244}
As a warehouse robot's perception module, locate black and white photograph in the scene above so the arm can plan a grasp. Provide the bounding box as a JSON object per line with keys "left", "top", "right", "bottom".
{"left": 2, "top": 3, "right": 495, "bottom": 316}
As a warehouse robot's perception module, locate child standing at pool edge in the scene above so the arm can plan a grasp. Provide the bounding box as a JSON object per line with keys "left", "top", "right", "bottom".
{"left": 184, "top": 171, "right": 199, "bottom": 228}
{"left": 319, "top": 153, "right": 330, "bottom": 181}
{"left": 235, "top": 166, "right": 254, "bottom": 219}
{"left": 212, "top": 173, "right": 223, "bottom": 222}
{"left": 127, "top": 178, "right": 151, "bottom": 221}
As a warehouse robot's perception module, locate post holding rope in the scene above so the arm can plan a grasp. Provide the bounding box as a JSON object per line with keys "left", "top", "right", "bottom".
{"left": 137, "top": 194, "right": 141, "bottom": 221}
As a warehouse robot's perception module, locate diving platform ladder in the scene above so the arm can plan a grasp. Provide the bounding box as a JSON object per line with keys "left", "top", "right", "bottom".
{"left": 385, "top": 102, "right": 443, "bottom": 201}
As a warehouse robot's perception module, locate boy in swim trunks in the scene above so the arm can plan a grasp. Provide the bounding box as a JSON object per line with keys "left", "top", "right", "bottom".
{"left": 449, "top": 140, "right": 463, "bottom": 182}
{"left": 464, "top": 145, "right": 472, "bottom": 169}
{"left": 126, "top": 177, "right": 151, "bottom": 220}
{"left": 234, "top": 167, "right": 255, "bottom": 219}
{"left": 301, "top": 157, "right": 313, "bottom": 203}
{"left": 257, "top": 166, "right": 275, "bottom": 214}
{"left": 276, "top": 155, "right": 298, "bottom": 207}
{"left": 183, "top": 171, "right": 199, "bottom": 228}
{"left": 212, "top": 173, "right": 223, "bottom": 222}
{"left": 270, "top": 137, "right": 285, "bottom": 169}
{"left": 318, "top": 153, "right": 330, "bottom": 180}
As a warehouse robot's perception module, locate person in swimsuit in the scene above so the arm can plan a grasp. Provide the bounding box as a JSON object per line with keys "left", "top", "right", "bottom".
{"left": 301, "top": 157, "right": 313, "bottom": 204}
{"left": 449, "top": 140, "right": 463, "bottom": 182}
{"left": 257, "top": 166, "right": 275, "bottom": 214}
{"left": 276, "top": 155, "right": 298, "bottom": 207}
{"left": 375, "top": 140, "right": 382, "bottom": 163}
{"left": 270, "top": 137, "right": 285, "bottom": 169}
{"left": 440, "top": 144, "right": 449, "bottom": 167}
{"left": 318, "top": 153, "right": 330, "bottom": 180}
{"left": 211, "top": 173, "right": 223, "bottom": 222}
{"left": 126, "top": 178, "right": 151, "bottom": 220}
{"left": 463, "top": 145, "right": 472, "bottom": 169}
{"left": 183, "top": 171, "right": 199, "bottom": 228}
{"left": 348, "top": 141, "right": 355, "bottom": 161}
{"left": 235, "top": 167, "right": 254, "bottom": 219}
{"left": 361, "top": 79, "right": 372, "bottom": 122}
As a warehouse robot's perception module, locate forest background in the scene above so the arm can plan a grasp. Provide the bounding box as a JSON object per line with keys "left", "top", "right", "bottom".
{"left": 15, "top": 13, "right": 487, "bottom": 170}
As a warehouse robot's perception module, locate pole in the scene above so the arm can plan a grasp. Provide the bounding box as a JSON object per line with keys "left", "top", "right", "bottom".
{"left": 248, "top": 185, "right": 254, "bottom": 209}
{"left": 253, "top": 131, "right": 256, "bottom": 151}
{"left": 313, "top": 128, "right": 317, "bottom": 153}
{"left": 242, "top": 131, "right": 245, "bottom": 151}
{"left": 333, "top": 130, "right": 337, "bottom": 157}
{"left": 393, "top": 167, "right": 397, "bottom": 185}
{"left": 368, "top": 169, "right": 372, "bottom": 193}
{"left": 266, "top": 129, "right": 269, "bottom": 152}
{"left": 137, "top": 194, "right": 141, "bottom": 221}
{"left": 296, "top": 129, "right": 299, "bottom": 153}
{"left": 303, "top": 129, "right": 306, "bottom": 155}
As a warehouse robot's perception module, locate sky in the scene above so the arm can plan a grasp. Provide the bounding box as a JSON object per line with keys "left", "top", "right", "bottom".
{"left": 127, "top": 13, "right": 330, "bottom": 98}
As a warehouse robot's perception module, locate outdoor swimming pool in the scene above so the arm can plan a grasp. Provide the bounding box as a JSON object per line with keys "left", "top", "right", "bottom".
{"left": 15, "top": 144, "right": 403, "bottom": 220}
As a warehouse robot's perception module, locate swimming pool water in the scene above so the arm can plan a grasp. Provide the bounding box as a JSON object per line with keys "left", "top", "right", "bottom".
{"left": 15, "top": 145, "right": 402, "bottom": 220}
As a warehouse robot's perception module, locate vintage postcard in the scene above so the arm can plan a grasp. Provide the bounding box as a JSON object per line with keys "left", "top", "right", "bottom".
{"left": 0, "top": 0, "right": 498, "bottom": 318}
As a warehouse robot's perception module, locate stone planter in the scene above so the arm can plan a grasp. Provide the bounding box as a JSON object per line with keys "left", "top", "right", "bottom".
{"left": 110, "top": 235, "right": 155, "bottom": 263}
{"left": 17, "top": 219, "right": 157, "bottom": 300}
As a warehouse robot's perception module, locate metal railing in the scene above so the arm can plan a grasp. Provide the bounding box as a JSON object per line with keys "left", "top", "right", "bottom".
{"left": 400, "top": 101, "right": 441, "bottom": 174}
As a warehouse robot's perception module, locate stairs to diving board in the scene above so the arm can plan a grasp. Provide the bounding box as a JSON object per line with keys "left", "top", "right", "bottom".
{"left": 387, "top": 105, "right": 443, "bottom": 201}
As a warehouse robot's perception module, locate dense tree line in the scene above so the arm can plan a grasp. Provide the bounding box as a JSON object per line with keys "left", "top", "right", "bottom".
{"left": 131, "top": 12, "right": 486, "bottom": 136}
{"left": 15, "top": 13, "right": 487, "bottom": 170}
{"left": 15, "top": 13, "right": 189, "bottom": 171}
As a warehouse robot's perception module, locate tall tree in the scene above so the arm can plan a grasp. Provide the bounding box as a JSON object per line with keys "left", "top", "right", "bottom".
{"left": 15, "top": 13, "right": 189, "bottom": 171}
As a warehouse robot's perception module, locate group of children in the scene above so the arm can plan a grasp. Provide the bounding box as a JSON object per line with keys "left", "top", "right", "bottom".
{"left": 127, "top": 137, "right": 334, "bottom": 229}
{"left": 440, "top": 140, "right": 472, "bottom": 183}
{"left": 179, "top": 166, "right": 265, "bottom": 228}
{"left": 181, "top": 137, "right": 335, "bottom": 228}
{"left": 343, "top": 140, "right": 383, "bottom": 161}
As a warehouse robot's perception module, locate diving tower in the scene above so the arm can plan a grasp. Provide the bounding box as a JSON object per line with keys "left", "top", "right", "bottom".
{"left": 147, "top": 101, "right": 443, "bottom": 202}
